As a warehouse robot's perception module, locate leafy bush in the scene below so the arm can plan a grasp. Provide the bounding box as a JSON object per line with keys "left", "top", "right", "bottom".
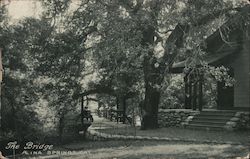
{"left": 160, "top": 74, "right": 217, "bottom": 109}
{"left": 160, "top": 75, "right": 185, "bottom": 109}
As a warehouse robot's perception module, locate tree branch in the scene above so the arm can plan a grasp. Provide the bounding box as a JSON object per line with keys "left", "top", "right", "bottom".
{"left": 73, "top": 85, "right": 115, "bottom": 99}
{"left": 161, "top": 6, "right": 243, "bottom": 70}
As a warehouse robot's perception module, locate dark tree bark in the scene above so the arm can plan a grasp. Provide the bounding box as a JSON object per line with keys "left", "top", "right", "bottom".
{"left": 141, "top": 83, "right": 161, "bottom": 129}
{"left": 141, "top": 24, "right": 163, "bottom": 129}
{"left": 141, "top": 59, "right": 164, "bottom": 129}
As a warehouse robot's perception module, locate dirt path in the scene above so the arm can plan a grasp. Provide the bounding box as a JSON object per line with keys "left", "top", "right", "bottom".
{"left": 51, "top": 143, "right": 248, "bottom": 159}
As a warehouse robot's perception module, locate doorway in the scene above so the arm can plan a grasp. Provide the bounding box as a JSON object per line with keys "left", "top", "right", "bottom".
{"left": 217, "top": 68, "right": 234, "bottom": 110}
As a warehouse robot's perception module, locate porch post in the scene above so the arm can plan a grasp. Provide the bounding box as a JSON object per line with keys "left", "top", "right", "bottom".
{"left": 198, "top": 74, "right": 203, "bottom": 111}
{"left": 184, "top": 74, "right": 190, "bottom": 109}
{"left": 193, "top": 81, "right": 197, "bottom": 110}
{"left": 188, "top": 74, "right": 193, "bottom": 109}
{"left": 81, "top": 96, "right": 84, "bottom": 125}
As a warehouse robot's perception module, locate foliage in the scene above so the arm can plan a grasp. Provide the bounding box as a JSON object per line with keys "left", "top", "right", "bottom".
{"left": 30, "top": 1, "right": 98, "bottom": 139}
{"left": 83, "top": 0, "right": 248, "bottom": 129}
{"left": 203, "top": 77, "right": 217, "bottom": 109}
{"left": 203, "top": 65, "right": 235, "bottom": 87}
{"left": 159, "top": 74, "right": 218, "bottom": 110}
{"left": 0, "top": 16, "right": 44, "bottom": 141}
{"left": 39, "top": 0, "right": 248, "bottom": 129}
{"left": 1, "top": 0, "right": 249, "bottom": 136}
{"left": 160, "top": 75, "right": 185, "bottom": 109}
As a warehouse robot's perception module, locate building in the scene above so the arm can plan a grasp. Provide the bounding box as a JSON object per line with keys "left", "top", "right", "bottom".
{"left": 171, "top": 6, "right": 250, "bottom": 112}
{"left": 158, "top": 5, "right": 250, "bottom": 130}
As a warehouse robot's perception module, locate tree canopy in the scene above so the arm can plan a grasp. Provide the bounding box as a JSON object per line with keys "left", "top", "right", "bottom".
{"left": 0, "top": 0, "right": 249, "bottom": 141}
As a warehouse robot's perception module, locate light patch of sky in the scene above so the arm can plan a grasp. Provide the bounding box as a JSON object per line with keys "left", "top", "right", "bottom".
{"left": 7, "top": 0, "right": 42, "bottom": 22}
{"left": 7, "top": 0, "right": 80, "bottom": 22}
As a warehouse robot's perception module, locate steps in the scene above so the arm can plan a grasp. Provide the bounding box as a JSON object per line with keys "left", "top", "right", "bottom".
{"left": 185, "top": 110, "right": 236, "bottom": 131}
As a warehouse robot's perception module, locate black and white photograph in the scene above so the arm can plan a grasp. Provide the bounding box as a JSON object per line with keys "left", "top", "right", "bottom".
{"left": 0, "top": 0, "right": 250, "bottom": 158}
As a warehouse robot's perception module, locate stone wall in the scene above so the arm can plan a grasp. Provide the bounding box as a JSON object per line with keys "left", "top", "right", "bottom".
{"left": 225, "top": 112, "right": 250, "bottom": 130}
{"left": 158, "top": 109, "right": 199, "bottom": 128}
{"left": 158, "top": 109, "right": 249, "bottom": 130}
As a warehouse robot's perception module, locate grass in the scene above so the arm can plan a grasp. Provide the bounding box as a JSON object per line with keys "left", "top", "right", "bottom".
{"left": 59, "top": 140, "right": 249, "bottom": 159}
{"left": 97, "top": 126, "right": 250, "bottom": 144}
{"left": 5, "top": 135, "right": 248, "bottom": 158}
{"left": 61, "top": 140, "right": 182, "bottom": 150}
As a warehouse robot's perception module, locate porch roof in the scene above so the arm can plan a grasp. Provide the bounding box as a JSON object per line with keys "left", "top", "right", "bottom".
{"left": 170, "top": 5, "right": 248, "bottom": 73}
{"left": 170, "top": 42, "right": 241, "bottom": 73}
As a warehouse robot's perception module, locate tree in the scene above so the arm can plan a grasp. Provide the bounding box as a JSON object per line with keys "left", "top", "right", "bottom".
{"left": 75, "top": 0, "right": 248, "bottom": 129}
{"left": 0, "top": 15, "right": 45, "bottom": 140}
{"left": 0, "top": 1, "right": 77, "bottom": 141}
{"left": 2, "top": 0, "right": 246, "bottom": 136}
{"left": 32, "top": 0, "right": 98, "bottom": 140}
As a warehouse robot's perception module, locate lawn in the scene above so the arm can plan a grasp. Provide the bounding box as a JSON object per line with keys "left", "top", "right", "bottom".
{"left": 96, "top": 126, "right": 250, "bottom": 144}
{"left": 59, "top": 141, "right": 250, "bottom": 159}
{"left": 4, "top": 136, "right": 249, "bottom": 158}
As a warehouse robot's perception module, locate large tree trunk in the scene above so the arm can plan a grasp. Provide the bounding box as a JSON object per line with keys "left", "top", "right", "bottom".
{"left": 141, "top": 83, "right": 161, "bottom": 129}
{"left": 141, "top": 54, "right": 164, "bottom": 129}
{"left": 141, "top": 25, "right": 163, "bottom": 129}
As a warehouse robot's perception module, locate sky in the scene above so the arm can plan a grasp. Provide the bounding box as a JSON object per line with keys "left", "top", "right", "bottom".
{"left": 6, "top": 0, "right": 80, "bottom": 22}
{"left": 7, "top": 0, "right": 42, "bottom": 21}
